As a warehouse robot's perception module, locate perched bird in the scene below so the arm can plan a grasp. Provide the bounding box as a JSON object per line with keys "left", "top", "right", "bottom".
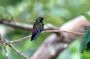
{"left": 31, "top": 17, "right": 44, "bottom": 41}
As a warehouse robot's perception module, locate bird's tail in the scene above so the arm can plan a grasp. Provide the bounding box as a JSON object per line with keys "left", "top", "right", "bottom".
{"left": 31, "top": 31, "right": 40, "bottom": 41}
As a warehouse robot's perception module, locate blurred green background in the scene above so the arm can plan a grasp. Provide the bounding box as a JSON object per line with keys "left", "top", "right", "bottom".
{"left": 0, "top": 0, "right": 90, "bottom": 59}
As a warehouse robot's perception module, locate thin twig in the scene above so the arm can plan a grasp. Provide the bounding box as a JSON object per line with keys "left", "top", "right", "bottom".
{"left": 62, "top": 30, "right": 84, "bottom": 35}
{"left": 9, "top": 44, "right": 30, "bottom": 59}
{"left": 0, "top": 34, "right": 30, "bottom": 59}
{"left": 44, "top": 29, "right": 84, "bottom": 35}
{"left": 43, "top": 30, "right": 59, "bottom": 33}
{"left": 1, "top": 43, "right": 9, "bottom": 59}
{"left": 4, "top": 46, "right": 9, "bottom": 59}
{"left": 0, "top": 34, "right": 9, "bottom": 59}
{"left": 9, "top": 35, "right": 31, "bottom": 44}
{"left": 9, "top": 30, "right": 83, "bottom": 44}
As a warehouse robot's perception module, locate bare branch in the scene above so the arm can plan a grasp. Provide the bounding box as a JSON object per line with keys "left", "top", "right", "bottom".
{"left": 10, "top": 35, "right": 31, "bottom": 44}
{"left": 0, "top": 34, "right": 30, "bottom": 59}
{"left": 0, "top": 34, "right": 10, "bottom": 59}
{"left": 4, "top": 46, "right": 9, "bottom": 59}
{"left": 44, "top": 30, "right": 84, "bottom": 35}
{"left": 0, "top": 19, "right": 56, "bottom": 31}
{"left": 0, "top": 19, "right": 33, "bottom": 30}
{"left": 9, "top": 44, "right": 30, "bottom": 59}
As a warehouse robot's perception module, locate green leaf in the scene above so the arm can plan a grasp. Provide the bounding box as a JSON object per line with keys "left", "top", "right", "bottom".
{"left": 82, "top": 13, "right": 90, "bottom": 21}
{"left": 0, "top": 0, "right": 22, "bottom": 6}
{"left": 80, "top": 27, "right": 90, "bottom": 53}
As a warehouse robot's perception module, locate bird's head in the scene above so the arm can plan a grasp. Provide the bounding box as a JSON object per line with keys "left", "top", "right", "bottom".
{"left": 36, "top": 17, "right": 44, "bottom": 23}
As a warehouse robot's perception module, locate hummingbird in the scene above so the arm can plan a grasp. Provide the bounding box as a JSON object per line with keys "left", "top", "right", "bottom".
{"left": 31, "top": 17, "right": 44, "bottom": 41}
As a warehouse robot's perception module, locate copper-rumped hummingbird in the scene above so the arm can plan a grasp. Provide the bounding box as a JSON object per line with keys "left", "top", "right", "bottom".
{"left": 31, "top": 17, "right": 44, "bottom": 41}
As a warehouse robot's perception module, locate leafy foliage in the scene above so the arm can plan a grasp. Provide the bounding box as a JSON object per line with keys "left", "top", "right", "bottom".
{"left": 80, "top": 27, "right": 90, "bottom": 53}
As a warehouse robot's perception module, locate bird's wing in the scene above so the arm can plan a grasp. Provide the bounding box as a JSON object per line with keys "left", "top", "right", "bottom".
{"left": 31, "top": 23, "right": 44, "bottom": 40}
{"left": 33, "top": 22, "right": 44, "bottom": 32}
